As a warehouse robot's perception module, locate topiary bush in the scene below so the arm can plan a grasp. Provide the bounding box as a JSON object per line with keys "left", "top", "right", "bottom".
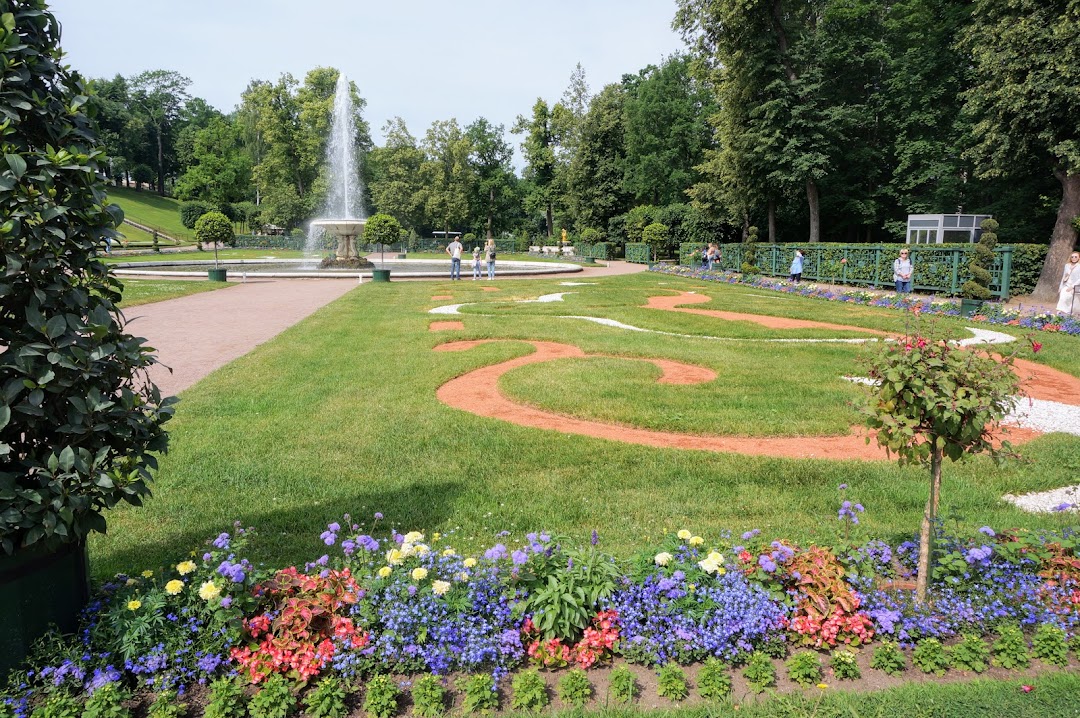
{"left": 962, "top": 218, "right": 998, "bottom": 299}
{"left": 364, "top": 213, "right": 402, "bottom": 249}
{"left": 641, "top": 222, "right": 669, "bottom": 260}
{"left": 179, "top": 200, "right": 214, "bottom": 229}
{"left": 194, "top": 211, "right": 235, "bottom": 251}
{"left": 0, "top": 1, "right": 174, "bottom": 557}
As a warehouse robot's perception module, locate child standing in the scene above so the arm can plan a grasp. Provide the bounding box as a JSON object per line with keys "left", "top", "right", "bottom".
{"left": 472, "top": 246, "right": 482, "bottom": 280}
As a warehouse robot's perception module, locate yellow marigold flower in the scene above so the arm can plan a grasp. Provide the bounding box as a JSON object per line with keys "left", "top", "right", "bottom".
{"left": 687, "top": 584, "right": 696, "bottom": 593}
{"left": 816, "top": 683, "right": 829, "bottom": 690}
{"left": 176, "top": 561, "right": 197, "bottom": 576}
{"left": 141, "top": 570, "right": 154, "bottom": 578}
{"left": 689, "top": 536, "right": 705, "bottom": 546}
{"left": 677, "top": 530, "right": 692, "bottom": 541}
{"left": 127, "top": 600, "right": 142, "bottom": 611}
{"left": 198, "top": 581, "right": 221, "bottom": 602}
{"left": 698, "top": 557, "right": 721, "bottom": 574}
{"left": 378, "top": 566, "right": 393, "bottom": 578}
{"left": 411, "top": 567, "right": 428, "bottom": 581}
{"left": 432, "top": 532, "right": 441, "bottom": 541}
{"left": 413, "top": 544, "right": 431, "bottom": 556}
{"left": 403, "top": 531, "right": 424, "bottom": 544}
{"left": 442, "top": 548, "right": 456, "bottom": 557}
{"left": 463, "top": 557, "right": 478, "bottom": 568}
{"left": 456, "top": 572, "right": 470, "bottom": 582}
{"left": 386, "top": 548, "right": 404, "bottom": 565}
{"left": 165, "top": 579, "right": 184, "bottom": 595}
{"left": 654, "top": 552, "right": 673, "bottom": 566}
{"left": 432, "top": 580, "right": 451, "bottom": 596}
{"left": 125, "top": 578, "right": 137, "bottom": 587}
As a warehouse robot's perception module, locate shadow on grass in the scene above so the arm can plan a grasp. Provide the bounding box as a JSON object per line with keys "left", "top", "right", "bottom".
{"left": 90, "top": 480, "right": 466, "bottom": 580}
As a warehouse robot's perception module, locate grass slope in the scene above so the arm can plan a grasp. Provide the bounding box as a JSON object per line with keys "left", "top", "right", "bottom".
{"left": 106, "top": 185, "right": 189, "bottom": 239}
{"left": 89, "top": 272, "right": 1080, "bottom": 578}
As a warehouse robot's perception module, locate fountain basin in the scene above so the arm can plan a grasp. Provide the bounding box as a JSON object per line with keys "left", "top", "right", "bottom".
{"left": 112, "top": 258, "right": 583, "bottom": 279}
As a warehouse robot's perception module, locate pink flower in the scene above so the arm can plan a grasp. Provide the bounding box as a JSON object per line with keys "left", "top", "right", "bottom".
{"left": 840, "top": 258, "right": 848, "bottom": 264}
{"left": 1031, "top": 341, "right": 1043, "bottom": 353}
{"left": 1021, "top": 685, "right": 1034, "bottom": 693}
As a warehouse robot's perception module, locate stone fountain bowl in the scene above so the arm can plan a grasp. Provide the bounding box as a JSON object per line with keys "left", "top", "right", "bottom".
{"left": 311, "top": 218, "right": 367, "bottom": 236}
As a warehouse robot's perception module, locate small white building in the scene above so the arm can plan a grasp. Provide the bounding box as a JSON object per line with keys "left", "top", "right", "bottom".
{"left": 906, "top": 214, "right": 993, "bottom": 245}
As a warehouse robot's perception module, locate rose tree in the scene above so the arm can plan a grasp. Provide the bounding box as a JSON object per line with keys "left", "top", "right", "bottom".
{"left": 861, "top": 329, "right": 1022, "bottom": 603}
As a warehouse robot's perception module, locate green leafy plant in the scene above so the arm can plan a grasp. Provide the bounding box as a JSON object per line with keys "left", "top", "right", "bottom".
{"left": 991, "top": 624, "right": 1030, "bottom": 670}
{"left": 743, "top": 652, "right": 776, "bottom": 694}
{"left": 948, "top": 633, "right": 990, "bottom": 673}
{"left": 0, "top": 2, "right": 175, "bottom": 558}
{"left": 870, "top": 640, "right": 907, "bottom": 676}
{"left": 458, "top": 674, "right": 498, "bottom": 714}
{"left": 303, "top": 676, "right": 349, "bottom": 718}
{"left": 364, "top": 213, "right": 403, "bottom": 248}
{"left": 249, "top": 674, "right": 296, "bottom": 718}
{"left": 656, "top": 665, "right": 689, "bottom": 702}
{"left": 785, "top": 650, "right": 823, "bottom": 687}
{"left": 204, "top": 678, "right": 247, "bottom": 718}
{"left": 147, "top": 691, "right": 187, "bottom": 718}
{"left": 362, "top": 674, "right": 399, "bottom": 718}
{"left": 409, "top": 675, "right": 446, "bottom": 718}
{"left": 1032, "top": 624, "right": 1069, "bottom": 667}
{"left": 195, "top": 210, "right": 235, "bottom": 265}
{"left": 1070, "top": 633, "right": 1080, "bottom": 660}
{"left": 961, "top": 218, "right": 998, "bottom": 300}
{"left": 862, "top": 323, "right": 1021, "bottom": 602}
{"left": 608, "top": 665, "right": 638, "bottom": 704}
{"left": 81, "top": 683, "right": 130, "bottom": 718}
{"left": 697, "top": 657, "right": 732, "bottom": 700}
{"left": 830, "top": 650, "right": 861, "bottom": 680}
{"left": 30, "top": 694, "right": 80, "bottom": 718}
{"left": 913, "top": 638, "right": 949, "bottom": 676}
{"left": 557, "top": 669, "right": 592, "bottom": 707}
{"left": 510, "top": 669, "right": 549, "bottom": 713}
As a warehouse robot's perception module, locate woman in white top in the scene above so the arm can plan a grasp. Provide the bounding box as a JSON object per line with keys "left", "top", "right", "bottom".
{"left": 1056, "top": 251, "right": 1080, "bottom": 314}
{"left": 893, "top": 249, "right": 913, "bottom": 293}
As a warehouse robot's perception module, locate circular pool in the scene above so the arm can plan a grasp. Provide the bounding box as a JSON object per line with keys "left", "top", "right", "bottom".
{"left": 112, "top": 258, "right": 582, "bottom": 279}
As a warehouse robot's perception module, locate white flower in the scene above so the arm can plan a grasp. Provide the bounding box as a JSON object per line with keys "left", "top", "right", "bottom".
{"left": 413, "top": 543, "right": 431, "bottom": 556}
{"left": 386, "top": 548, "right": 405, "bottom": 565}
{"left": 198, "top": 581, "right": 221, "bottom": 602}
{"left": 677, "top": 530, "right": 692, "bottom": 541}
{"left": 403, "top": 531, "right": 425, "bottom": 544}
{"left": 442, "top": 548, "right": 456, "bottom": 557}
{"left": 432, "top": 580, "right": 451, "bottom": 596}
{"left": 411, "top": 567, "right": 428, "bottom": 581}
{"left": 654, "top": 552, "right": 673, "bottom": 566}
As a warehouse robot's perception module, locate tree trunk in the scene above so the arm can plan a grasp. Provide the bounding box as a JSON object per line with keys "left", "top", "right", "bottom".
{"left": 916, "top": 445, "right": 943, "bottom": 605}
{"left": 1030, "top": 170, "right": 1080, "bottom": 303}
{"left": 545, "top": 201, "right": 554, "bottom": 238}
{"left": 487, "top": 186, "right": 494, "bottom": 240}
{"left": 806, "top": 180, "right": 821, "bottom": 243}
{"left": 155, "top": 126, "right": 165, "bottom": 196}
{"left": 768, "top": 199, "right": 777, "bottom": 243}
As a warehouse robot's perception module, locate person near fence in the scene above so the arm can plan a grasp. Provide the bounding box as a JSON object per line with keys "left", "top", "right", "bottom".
{"left": 893, "top": 249, "right": 913, "bottom": 293}
{"left": 706, "top": 243, "right": 719, "bottom": 270}
{"left": 472, "top": 246, "right": 482, "bottom": 280}
{"left": 485, "top": 238, "right": 497, "bottom": 280}
{"left": 789, "top": 249, "right": 804, "bottom": 283}
{"left": 1057, "top": 251, "right": 1080, "bottom": 314}
{"left": 446, "top": 236, "right": 463, "bottom": 280}
{"left": 701, "top": 245, "right": 709, "bottom": 268}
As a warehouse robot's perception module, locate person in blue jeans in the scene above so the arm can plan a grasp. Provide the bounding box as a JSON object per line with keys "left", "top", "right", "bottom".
{"left": 446, "top": 236, "right": 463, "bottom": 280}
{"left": 893, "top": 249, "right": 913, "bottom": 293}
{"left": 789, "top": 249, "right": 804, "bottom": 283}
{"left": 471, "top": 246, "right": 482, "bottom": 280}
{"left": 485, "top": 239, "right": 496, "bottom": 280}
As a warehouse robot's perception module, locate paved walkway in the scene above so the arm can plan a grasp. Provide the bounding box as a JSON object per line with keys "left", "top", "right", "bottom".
{"left": 129, "top": 261, "right": 647, "bottom": 396}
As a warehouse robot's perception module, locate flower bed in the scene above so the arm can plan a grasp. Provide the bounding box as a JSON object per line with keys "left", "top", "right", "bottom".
{"left": 3, "top": 506, "right": 1078, "bottom": 716}
{"left": 653, "top": 265, "right": 1080, "bottom": 336}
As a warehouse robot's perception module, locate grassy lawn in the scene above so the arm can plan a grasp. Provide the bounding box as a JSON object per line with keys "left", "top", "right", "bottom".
{"left": 115, "top": 278, "right": 232, "bottom": 307}
{"left": 106, "top": 185, "right": 188, "bottom": 237}
{"left": 89, "top": 272, "right": 1080, "bottom": 579}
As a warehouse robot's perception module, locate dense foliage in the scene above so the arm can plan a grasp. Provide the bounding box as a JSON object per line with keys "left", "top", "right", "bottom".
{"left": 0, "top": 1, "right": 173, "bottom": 554}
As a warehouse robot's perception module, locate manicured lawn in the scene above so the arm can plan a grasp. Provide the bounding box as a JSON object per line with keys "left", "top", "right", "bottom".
{"left": 89, "top": 272, "right": 1080, "bottom": 578}
{"left": 106, "top": 185, "right": 189, "bottom": 237}
{"left": 116, "top": 278, "right": 232, "bottom": 307}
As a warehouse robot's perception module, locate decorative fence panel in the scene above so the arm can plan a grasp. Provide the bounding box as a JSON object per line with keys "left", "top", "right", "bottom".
{"left": 678, "top": 243, "right": 1016, "bottom": 298}
{"left": 625, "top": 243, "right": 652, "bottom": 264}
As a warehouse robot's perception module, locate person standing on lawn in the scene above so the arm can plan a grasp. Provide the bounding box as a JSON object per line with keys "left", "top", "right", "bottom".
{"left": 446, "top": 235, "right": 463, "bottom": 280}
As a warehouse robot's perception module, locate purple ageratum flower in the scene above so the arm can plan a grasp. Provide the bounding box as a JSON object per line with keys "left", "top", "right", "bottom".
{"left": 374, "top": 512, "right": 383, "bottom": 520}
{"left": 591, "top": 530, "right": 599, "bottom": 546}
{"left": 484, "top": 543, "right": 507, "bottom": 561}
{"left": 741, "top": 529, "right": 760, "bottom": 541}
{"left": 838, "top": 484, "right": 848, "bottom": 490}
{"left": 328, "top": 522, "right": 341, "bottom": 533}
{"left": 758, "top": 555, "right": 777, "bottom": 573}
{"left": 316, "top": 555, "right": 329, "bottom": 566}
{"left": 341, "top": 540, "right": 356, "bottom": 556}
{"left": 220, "top": 596, "right": 232, "bottom": 608}
{"left": 203, "top": 553, "right": 212, "bottom": 562}
{"left": 539, "top": 532, "right": 551, "bottom": 543}
{"left": 511, "top": 550, "right": 528, "bottom": 566}
{"left": 212, "top": 533, "right": 231, "bottom": 549}
{"left": 978, "top": 526, "right": 996, "bottom": 537}
{"left": 1052, "top": 502, "right": 1075, "bottom": 512}
{"left": 320, "top": 530, "right": 337, "bottom": 546}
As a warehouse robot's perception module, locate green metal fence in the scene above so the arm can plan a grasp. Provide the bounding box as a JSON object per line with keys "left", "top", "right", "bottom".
{"left": 678, "top": 243, "right": 1015, "bottom": 299}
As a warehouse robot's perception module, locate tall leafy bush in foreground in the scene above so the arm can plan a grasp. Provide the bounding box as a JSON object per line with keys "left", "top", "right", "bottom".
{"left": 0, "top": 1, "right": 174, "bottom": 555}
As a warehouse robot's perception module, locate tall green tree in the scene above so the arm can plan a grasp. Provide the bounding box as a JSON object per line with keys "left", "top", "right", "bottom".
{"left": 127, "top": 70, "right": 191, "bottom": 195}
{"left": 465, "top": 117, "right": 516, "bottom": 239}
{"left": 621, "top": 56, "right": 715, "bottom": 207}
{"left": 368, "top": 117, "right": 425, "bottom": 231}
{"left": 418, "top": 119, "right": 472, "bottom": 236}
{"left": 960, "top": 0, "right": 1080, "bottom": 302}
{"left": 173, "top": 116, "right": 253, "bottom": 207}
{"left": 565, "top": 84, "right": 629, "bottom": 232}
{"left": 513, "top": 99, "right": 558, "bottom": 237}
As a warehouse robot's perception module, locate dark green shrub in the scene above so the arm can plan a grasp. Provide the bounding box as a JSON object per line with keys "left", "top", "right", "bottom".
{"left": 608, "top": 664, "right": 638, "bottom": 704}
{"left": 179, "top": 200, "right": 214, "bottom": 229}
{"left": 962, "top": 218, "right": 998, "bottom": 299}
{"left": 194, "top": 211, "right": 234, "bottom": 251}
{"left": 741, "top": 225, "right": 761, "bottom": 274}
{"left": 698, "top": 657, "right": 732, "bottom": 700}
{"left": 1009, "top": 243, "right": 1049, "bottom": 296}
{"left": 579, "top": 227, "right": 602, "bottom": 244}
{"left": 510, "top": 669, "right": 548, "bottom": 713}
{"left": 0, "top": 2, "right": 174, "bottom": 556}
{"left": 130, "top": 163, "right": 154, "bottom": 190}
{"left": 303, "top": 675, "right": 348, "bottom": 718}
{"left": 641, "top": 222, "right": 669, "bottom": 259}
{"left": 656, "top": 664, "right": 689, "bottom": 702}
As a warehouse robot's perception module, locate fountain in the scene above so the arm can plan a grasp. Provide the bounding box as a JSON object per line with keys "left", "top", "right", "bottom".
{"left": 311, "top": 74, "right": 369, "bottom": 267}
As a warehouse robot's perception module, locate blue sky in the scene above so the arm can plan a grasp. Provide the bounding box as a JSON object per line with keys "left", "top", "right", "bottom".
{"left": 49, "top": 1, "right": 687, "bottom": 162}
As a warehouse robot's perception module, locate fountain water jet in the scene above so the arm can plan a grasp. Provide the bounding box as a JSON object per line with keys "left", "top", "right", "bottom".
{"left": 310, "top": 74, "right": 368, "bottom": 265}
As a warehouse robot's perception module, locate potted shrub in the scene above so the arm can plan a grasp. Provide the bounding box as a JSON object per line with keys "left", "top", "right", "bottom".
{"left": 365, "top": 213, "right": 403, "bottom": 281}
{"left": 0, "top": 2, "right": 174, "bottom": 680}
{"left": 959, "top": 218, "right": 998, "bottom": 316}
{"left": 195, "top": 211, "right": 235, "bottom": 281}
